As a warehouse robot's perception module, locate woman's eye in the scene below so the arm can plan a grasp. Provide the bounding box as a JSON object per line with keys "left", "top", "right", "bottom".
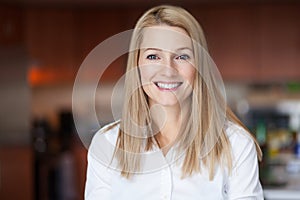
{"left": 146, "top": 54, "right": 159, "bottom": 60}
{"left": 176, "top": 54, "right": 190, "bottom": 60}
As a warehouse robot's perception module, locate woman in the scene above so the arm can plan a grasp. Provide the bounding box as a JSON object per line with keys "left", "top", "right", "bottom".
{"left": 85, "top": 5, "right": 263, "bottom": 199}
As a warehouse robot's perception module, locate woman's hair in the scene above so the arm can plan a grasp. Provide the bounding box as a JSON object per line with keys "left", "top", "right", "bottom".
{"left": 112, "top": 5, "right": 262, "bottom": 180}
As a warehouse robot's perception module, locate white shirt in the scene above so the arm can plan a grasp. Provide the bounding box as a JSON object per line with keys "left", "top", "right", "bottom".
{"left": 85, "top": 121, "right": 264, "bottom": 200}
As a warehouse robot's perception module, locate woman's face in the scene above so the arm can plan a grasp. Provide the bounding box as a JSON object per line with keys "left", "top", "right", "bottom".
{"left": 138, "top": 25, "right": 196, "bottom": 107}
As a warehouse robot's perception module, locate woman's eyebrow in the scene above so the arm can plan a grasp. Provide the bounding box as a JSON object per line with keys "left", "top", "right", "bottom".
{"left": 176, "top": 47, "right": 193, "bottom": 52}
{"left": 142, "top": 48, "right": 163, "bottom": 52}
{"left": 142, "top": 47, "right": 192, "bottom": 52}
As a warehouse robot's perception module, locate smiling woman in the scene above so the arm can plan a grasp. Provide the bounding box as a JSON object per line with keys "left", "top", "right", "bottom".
{"left": 85, "top": 5, "right": 264, "bottom": 200}
{"left": 139, "top": 26, "right": 195, "bottom": 108}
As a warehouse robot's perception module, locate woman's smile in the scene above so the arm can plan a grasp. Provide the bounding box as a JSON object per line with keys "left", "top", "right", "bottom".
{"left": 154, "top": 81, "right": 183, "bottom": 91}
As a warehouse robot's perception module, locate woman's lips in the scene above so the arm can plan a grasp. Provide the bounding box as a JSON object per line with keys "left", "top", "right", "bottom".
{"left": 154, "top": 82, "right": 183, "bottom": 91}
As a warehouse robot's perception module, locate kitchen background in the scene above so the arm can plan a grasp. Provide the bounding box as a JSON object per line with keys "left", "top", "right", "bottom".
{"left": 0, "top": 0, "right": 300, "bottom": 199}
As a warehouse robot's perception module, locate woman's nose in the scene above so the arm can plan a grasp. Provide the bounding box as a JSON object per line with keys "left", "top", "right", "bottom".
{"left": 160, "top": 55, "right": 178, "bottom": 76}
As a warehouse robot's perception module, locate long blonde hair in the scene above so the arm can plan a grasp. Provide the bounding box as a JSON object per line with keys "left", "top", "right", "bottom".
{"left": 113, "top": 5, "right": 262, "bottom": 180}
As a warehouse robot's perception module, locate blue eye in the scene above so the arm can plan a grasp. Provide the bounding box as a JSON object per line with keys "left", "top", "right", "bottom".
{"left": 177, "top": 54, "right": 190, "bottom": 60}
{"left": 146, "top": 54, "right": 159, "bottom": 60}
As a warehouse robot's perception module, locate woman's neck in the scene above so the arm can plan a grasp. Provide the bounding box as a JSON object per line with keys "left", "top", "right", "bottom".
{"left": 150, "top": 101, "right": 190, "bottom": 153}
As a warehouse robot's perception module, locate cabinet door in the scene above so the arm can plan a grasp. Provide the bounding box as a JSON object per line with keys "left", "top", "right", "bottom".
{"left": 0, "top": 6, "right": 23, "bottom": 45}
{"left": 260, "top": 5, "right": 300, "bottom": 81}
{"left": 74, "top": 146, "right": 87, "bottom": 200}
{"left": 194, "top": 6, "right": 261, "bottom": 81}
{"left": 0, "top": 147, "right": 33, "bottom": 200}
{"left": 25, "top": 9, "right": 75, "bottom": 69}
{"left": 75, "top": 9, "right": 127, "bottom": 82}
{"left": 25, "top": 8, "right": 76, "bottom": 85}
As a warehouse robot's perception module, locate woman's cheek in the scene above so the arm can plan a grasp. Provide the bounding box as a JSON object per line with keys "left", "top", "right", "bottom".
{"left": 179, "top": 65, "right": 196, "bottom": 86}
{"left": 139, "top": 65, "right": 157, "bottom": 84}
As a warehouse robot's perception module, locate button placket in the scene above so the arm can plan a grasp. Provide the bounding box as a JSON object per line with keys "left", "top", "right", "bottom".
{"left": 160, "top": 166, "right": 172, "bottom": 200}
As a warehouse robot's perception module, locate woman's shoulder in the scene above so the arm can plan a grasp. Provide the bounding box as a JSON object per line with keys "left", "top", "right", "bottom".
{"left": 224, "top": 121, "right": 256, "bottom": 150}
{"left": 97, "top": 120, "right": 120, "bottom": 134}
{"left": 88, "top": 121, "right": 120, "bottom": 163}
{"left": 91, "top": 120, "right": 120, "bottom": 144}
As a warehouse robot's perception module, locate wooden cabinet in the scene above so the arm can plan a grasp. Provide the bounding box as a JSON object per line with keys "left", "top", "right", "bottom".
{"left": 191, "top": 4, "right": 300, "bottom": 82}
{"left": 25, "top": 8, "right": 129, "bottom": 85}
{"left": 74, "top": 9, "right": 126, "bottom": 62}
{"left": 25, "top": 8, "right": 76, "bottom": 69}
{"left": 74, "top": 146, "right": 88, "bottom": 199}
{"left": 21, "top": 4, "right": 300, "bottom": 85}
{"left": 194, "top": 5, "right": 261, "bottom": 81}
{"left": 0, "top": 6, "right": 23, "bottom": 45}
{"left": 74, "top": 8, "right": 127, "bottom": 82}
{"left": 259, "top": 4, "right": 300, "bottom": 81}
{"left": 0, "top": 147, "right": 33, "bottom": 200}
{"left": 25, "top": 8, "right": 77, "bottom": 86}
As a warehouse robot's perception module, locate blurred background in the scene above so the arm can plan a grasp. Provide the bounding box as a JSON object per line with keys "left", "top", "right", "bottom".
{"left": 0, "top": 0, "right": 300, "bottom": 199}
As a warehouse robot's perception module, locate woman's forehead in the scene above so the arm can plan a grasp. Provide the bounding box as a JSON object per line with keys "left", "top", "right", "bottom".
{"left": 139, "top": 25, "right": 193, "bottom": 52}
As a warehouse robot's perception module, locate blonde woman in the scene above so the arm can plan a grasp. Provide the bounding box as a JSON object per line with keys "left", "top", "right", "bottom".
{"left": 85, "top": 5, "right": 263, "bottom": 199}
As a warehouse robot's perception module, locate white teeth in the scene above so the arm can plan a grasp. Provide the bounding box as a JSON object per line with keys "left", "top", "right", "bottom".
{"left": 156, "top": 82, "right": 181, "bottom": 89}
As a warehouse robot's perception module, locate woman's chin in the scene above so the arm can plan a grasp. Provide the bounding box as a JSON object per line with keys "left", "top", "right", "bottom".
{"left": 156, "top": 101, "right": 179, "bottom": 107}
{"left": 150, "top": 97, "right": 188, "bottom": 108}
